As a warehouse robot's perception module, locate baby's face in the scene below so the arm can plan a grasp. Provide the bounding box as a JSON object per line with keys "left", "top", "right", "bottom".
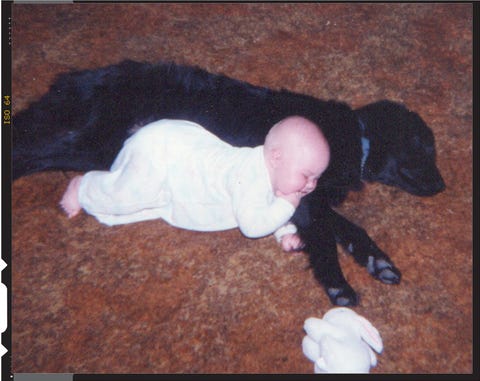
{"left": 273, "top": 144, "right": 329, "bottom": 196}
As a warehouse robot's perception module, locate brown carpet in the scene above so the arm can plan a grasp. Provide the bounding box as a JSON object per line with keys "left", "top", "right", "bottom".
{"left": 11, "top": 3, "right": 472, "bottom": 374}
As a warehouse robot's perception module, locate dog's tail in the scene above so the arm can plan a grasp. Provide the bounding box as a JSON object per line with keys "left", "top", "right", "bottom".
{"left": 12, "top": 63, "right": 141, "bottom": 180}
{"left": 13, "top": 115, "right": 104, "bottom": 180}
{"left": 13, "top": 100, "right": 115, "bottom": 180}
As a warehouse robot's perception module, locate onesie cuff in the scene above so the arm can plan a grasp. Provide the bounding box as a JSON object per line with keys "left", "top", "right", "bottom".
{"left": 274, "top": 222, "right": 298, "bottom": 243}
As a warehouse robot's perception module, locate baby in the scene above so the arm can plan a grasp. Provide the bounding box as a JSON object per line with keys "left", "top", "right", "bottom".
{"left": 60, "top": 116, "right": 330, "bottom": 251}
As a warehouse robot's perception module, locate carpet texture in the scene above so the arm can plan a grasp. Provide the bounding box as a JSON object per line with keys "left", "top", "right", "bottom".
{"left": 11, "top": 3, "right": 472, "bottom": 374}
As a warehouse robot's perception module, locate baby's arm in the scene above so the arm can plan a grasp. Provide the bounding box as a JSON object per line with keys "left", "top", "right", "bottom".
{"left": 280, "top": 233, "right": 305, "bottom": 252}
{"left": 275, "top": 190, "right": 302, "bottom": 209}
{"left": 272, "top": 190, "right": 305, "bottom": 252}
{"left": 235, "top": 200, "right": 305, "bottom": 251}
{"left": 273, "top": 222, "right": 305, "bottom": 252}
{"left": 234, "top": 196, "right": 295, "bottom": 238}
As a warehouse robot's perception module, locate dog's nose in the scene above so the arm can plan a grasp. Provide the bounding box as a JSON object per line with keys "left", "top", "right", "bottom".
{"left": 431, "top": 166, "right": 446, "bottom": 193}
{"left": 434, "top": 176, "right": 446, "bottom": 193}
{"left": 425, "top": 170, "right": 446, "bottom": 195}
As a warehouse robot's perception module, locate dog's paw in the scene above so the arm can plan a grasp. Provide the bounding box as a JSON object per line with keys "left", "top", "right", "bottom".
{"left": 366, "top": 256, "right": 401, "bottom": 284}
{"left": 327, "top": 285, "right": 359, "bottom": 306}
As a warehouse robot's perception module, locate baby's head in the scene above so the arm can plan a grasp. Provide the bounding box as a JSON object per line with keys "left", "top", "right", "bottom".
{"left": 264, "top": 116, "right": 330, "bottom": 198}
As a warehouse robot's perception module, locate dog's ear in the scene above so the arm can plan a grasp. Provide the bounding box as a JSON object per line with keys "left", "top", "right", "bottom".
{"left": 316, "top": 101, "right": 364, "bottom": 193}
{"left": 354, "top": 101, "right": 445, "bottom": 196}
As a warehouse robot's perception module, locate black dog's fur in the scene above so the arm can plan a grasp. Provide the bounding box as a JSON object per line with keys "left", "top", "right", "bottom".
{"left": 13, "top": 60, "right": 445, "bottom": 305}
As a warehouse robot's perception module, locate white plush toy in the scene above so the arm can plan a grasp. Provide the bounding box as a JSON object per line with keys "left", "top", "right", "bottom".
{"left": 302, "top": 307, "right": 383, "bottom": 373}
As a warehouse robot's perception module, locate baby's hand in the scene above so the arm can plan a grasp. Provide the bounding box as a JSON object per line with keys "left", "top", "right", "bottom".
{"left": 60, "top": 175, "right": 83, "bottom": 218}
{"left": 281, "top": 233, "right": 305, "bottom": 252}
{"left": 276, "top": 190, "right": 302, "bottom": 208}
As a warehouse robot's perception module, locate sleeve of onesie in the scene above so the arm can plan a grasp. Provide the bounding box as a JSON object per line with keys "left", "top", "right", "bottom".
{"left": 228, "top": 147, "right": 297, "bottom": 239}
{"left": 233, "top": 190, "right": 296, "bottom": 239}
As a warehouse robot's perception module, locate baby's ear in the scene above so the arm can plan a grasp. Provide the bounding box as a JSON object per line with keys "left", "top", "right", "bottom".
{"left": 267, "top": 147, "right": 282, "bottom": 168}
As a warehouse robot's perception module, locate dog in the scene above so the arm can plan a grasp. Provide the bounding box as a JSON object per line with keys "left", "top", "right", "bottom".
{"left": 12, "top": 60, "right": 445, "bottom": 305}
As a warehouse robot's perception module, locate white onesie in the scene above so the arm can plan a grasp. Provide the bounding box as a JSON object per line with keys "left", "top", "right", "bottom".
{"left": 78, "top": 119, "right": 297, "bottom": 239}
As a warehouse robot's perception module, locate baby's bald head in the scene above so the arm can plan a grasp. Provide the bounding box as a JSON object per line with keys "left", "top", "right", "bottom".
{"left": 265, "top": 116, "right": 328, "bottom": 153}
{"left": 264, "top": 116, "right": 330, "bottom": 197}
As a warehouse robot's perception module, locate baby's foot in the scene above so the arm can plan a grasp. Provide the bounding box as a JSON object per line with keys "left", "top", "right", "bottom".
{"left": 281, "top": 233, "right": 305, "bottom": 253}
{"left": 60, "top": 175, "right": 83, "bottom": 218}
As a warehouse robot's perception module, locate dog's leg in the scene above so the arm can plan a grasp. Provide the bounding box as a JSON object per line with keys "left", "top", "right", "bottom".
{"left": 331, "top": 210, "right": 401, "bottom": 284}
{"left": 300, "top": 219, "right": 359, "bottom": 306}
{"left": 293, "top": 199, "right": 359, "bottom": 306}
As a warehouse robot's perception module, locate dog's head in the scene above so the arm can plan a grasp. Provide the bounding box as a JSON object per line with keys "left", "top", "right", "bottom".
{"left": 354, "top": 100, "right": 445, "bottom": 197}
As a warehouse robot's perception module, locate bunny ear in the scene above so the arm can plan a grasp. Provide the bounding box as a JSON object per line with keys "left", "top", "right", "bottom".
{"left": 304, "top": 317, "right": 336, "bottom": 342}
{"left": 367, "top": 346, "right": 378, "bottom": 367}
{"left": 302, "top": 335, "right": 321, "bottom": 363}
{"left": 355, "top": 315, "right": 383, "bottom": 353}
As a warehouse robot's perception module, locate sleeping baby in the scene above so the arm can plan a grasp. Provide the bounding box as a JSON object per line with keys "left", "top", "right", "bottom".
{"left": 60, "top": 116, "right": 330, "bottom": 251}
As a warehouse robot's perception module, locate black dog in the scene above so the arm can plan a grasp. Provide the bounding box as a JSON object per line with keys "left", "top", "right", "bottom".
{"left": 12, "top": 60, "right": 445, "bottom": 305}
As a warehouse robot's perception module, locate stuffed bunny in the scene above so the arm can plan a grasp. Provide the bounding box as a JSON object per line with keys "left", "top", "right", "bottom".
{"left": 302, "top": 307, "right": 383, "bottom": 373}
